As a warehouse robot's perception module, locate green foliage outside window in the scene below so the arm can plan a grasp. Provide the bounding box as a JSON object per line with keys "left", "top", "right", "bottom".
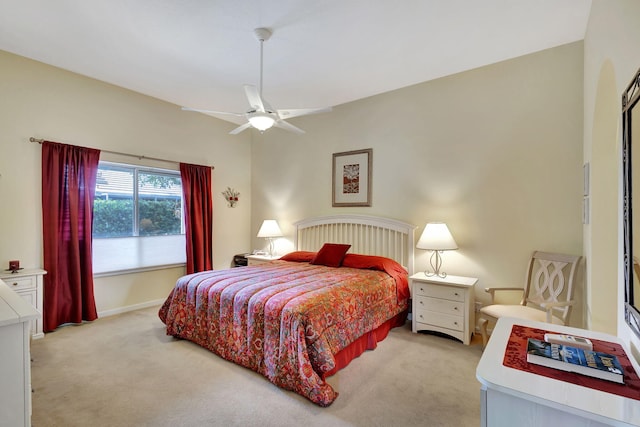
{"left": 138, "top": 199, "right": 182, "bottom": 236}
{"left": 93, "top": 200, "right": 133, "bottom": 238}
{"left": 93, "top": 198, "right": 181, "bottom": 238}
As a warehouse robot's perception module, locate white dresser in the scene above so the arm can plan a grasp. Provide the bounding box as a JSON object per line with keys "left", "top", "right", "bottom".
{"left": 0, "top": 269, "right": 46, "bottom": 339}
{"left": 0, "top": 279, "right": 39, "bottom": 427}
{"left": 410, "top": 272, "right": 477, "bottom": 345}
{"left": 476, "top": 317, "right": 640, "bottom": 426}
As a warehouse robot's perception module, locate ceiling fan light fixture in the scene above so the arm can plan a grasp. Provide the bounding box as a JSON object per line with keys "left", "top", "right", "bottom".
{"left": 248, "top": 113, "right": 275, "bottom": 131}
{"left": 182, "top": 27, "right": 330, "bottom": 135}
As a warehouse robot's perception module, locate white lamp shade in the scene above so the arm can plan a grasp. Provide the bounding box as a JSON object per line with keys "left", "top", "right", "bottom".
{"left": 248, "top": 114, "right": 275, "bottom": 131}
{"left": 257, "top": 220, "right": 283, "bottom": 238}
{"left": 416, "top": 222, "right": 458, "bottom": 250}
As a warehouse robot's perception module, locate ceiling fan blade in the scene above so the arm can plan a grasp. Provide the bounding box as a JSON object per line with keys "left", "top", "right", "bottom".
{"left": 229, "top": 122, "right": 252, "bottom": 135}
{"left": 181, "top": 107, "right": 244, "bottom": 117}
{"left": 278, "top": 107, "right": 331, "bottom": 119}
{"left": 274, "top": 119, "right": 305, "bottom": 134}
{"left": 277, "top": 106, "right": 332, "bottom": 120}
{"left": 244, "top": 85, "right": 266, "bottom": 112}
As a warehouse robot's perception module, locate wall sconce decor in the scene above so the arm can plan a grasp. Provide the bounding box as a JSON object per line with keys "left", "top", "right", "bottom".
{"left": 222, "top": 187, "right": 240, "bottom": 207}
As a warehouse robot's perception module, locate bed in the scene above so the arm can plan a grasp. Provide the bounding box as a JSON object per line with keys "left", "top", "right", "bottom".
{"left": 159, "top": 214, "right": 416, "bottom": 406}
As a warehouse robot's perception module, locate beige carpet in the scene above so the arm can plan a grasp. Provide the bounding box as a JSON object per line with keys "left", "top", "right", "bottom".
{"left": 30, "top": 306, "right": 483, "bottom": 427}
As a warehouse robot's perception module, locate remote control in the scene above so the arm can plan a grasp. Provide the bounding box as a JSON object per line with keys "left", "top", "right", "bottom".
{"left": 544, "top": 333, "right": 593, "bottom": 350}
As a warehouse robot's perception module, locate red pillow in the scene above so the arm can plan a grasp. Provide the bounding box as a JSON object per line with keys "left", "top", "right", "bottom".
{"left": 279, "top": 251, "right": 316, "bottom": 262}
{"left": 310, "top": 243, "right": 351, "bottom": 267}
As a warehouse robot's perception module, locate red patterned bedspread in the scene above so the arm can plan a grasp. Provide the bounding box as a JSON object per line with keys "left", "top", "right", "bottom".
{"left": 158, "top": 259, "right": 408, "bottom": 406}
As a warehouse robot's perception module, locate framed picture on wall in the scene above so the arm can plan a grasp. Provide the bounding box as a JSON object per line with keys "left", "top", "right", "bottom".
{"left": 332, "top": 148, "right": 372, "bottom": 207}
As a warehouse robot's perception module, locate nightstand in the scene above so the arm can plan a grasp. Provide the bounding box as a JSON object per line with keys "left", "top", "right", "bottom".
{"left": 0, "top": 268, "right": 46, "bottom": 339}
{"left": 410, "top": 272, "right": 477, "bottom": 345}
{"left": 246, "top": 254, "right": 280, "bottom": 266}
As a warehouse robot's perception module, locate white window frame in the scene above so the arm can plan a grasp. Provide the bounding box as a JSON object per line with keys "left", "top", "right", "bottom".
{"left": 92, "top": 161, "right": 186, "bottom": 276}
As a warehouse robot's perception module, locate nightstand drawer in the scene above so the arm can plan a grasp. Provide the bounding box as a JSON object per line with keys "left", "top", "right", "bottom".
{"left": 413, "top": 283, "right": 465, "bottom": 302}
{"left": 414, "top": 295, "right": 463, "bottom": 316}
{"left": 3, "top": 276, "right": 35, "bottom": 292}
{"left": 414, "top": 308, "right": 464, "bottom": 332}
{"left": 246, "top": 255, "right": 279, "bottom": 266}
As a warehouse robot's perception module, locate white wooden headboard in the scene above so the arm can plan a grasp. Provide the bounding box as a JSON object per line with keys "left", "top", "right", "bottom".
{"left": 293, "top": 214, "right": 417, "bottom": 275}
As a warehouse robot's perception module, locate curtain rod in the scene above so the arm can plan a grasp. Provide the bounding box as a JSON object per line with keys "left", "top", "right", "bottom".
{"left": 29, "top": 137, "right": 214, "bottom": 169}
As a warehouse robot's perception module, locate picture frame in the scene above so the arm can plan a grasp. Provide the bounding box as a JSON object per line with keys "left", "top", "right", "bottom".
{"left": 332, "top": 148, "right": 372, "bottom": 207}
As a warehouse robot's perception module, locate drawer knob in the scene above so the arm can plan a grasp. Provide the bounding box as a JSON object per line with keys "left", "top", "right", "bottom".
{"left": 454, "top": 292, "right": 459, "bottom": 296}
{"left": 454, "top": 321, "right": 458, "bottom": 325}
{"left": 12, "top": 282, "right": 18, "bottom": 286}
{"left": 454, "top": 307, "right": 458, "bottom": 311}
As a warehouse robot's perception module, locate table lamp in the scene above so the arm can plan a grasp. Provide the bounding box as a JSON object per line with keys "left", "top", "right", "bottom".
{"left": 416, "top": 222, "right": 458, "bottom": 278}
{"left": 257, "top": 220, "right": 283, "bottom": 257}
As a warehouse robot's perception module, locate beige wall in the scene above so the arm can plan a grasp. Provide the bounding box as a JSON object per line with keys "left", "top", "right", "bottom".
{"left": 252, "top": 43, "right": 585, "bottom": 325}
{"left": 584, "top": 0, "right": 640, "bottom": 356}
{"left": 0, "top": 50, "right": 252, "bottom": 315}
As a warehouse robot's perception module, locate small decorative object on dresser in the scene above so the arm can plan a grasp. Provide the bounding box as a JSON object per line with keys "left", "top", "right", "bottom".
{"left": 410, "top": 272, "right": 477, "bottom": 345}
{"left": 0, "top": 268, "right": 46, "bottom": 339}
{"left": 8, "top": 259, "right": 21, "bottom": 272}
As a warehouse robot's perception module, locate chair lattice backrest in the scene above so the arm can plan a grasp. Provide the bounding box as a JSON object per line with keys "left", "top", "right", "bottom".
{"left": 522, "top": 251, "right": 581, "bottom": 325}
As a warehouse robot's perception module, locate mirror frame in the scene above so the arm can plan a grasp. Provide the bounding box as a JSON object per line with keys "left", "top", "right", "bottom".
{"left": 623, "top": 67, "right": 640, "bottom": 339}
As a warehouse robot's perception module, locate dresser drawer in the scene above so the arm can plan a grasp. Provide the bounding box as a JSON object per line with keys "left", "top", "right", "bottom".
{"left": 413, "top": 282, "right": 465, "bottom": 302}
{"left": 414, "top": 295, "right": 463, "bottom": 316}
{"left": 414, "top": 308, "right": 464, "bottom": 332}
{"left": 3, "top": 276, "right": 35, "bottom": 292}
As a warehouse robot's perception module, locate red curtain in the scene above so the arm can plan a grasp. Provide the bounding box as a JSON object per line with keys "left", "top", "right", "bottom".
{"left": 180, "top": 163, "right": 213, "bottom": 273}
{"left": 42, "top": 141, "right": 100, "bottom": 332}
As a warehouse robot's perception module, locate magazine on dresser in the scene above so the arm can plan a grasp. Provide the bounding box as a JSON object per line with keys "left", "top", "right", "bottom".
{"left": 526, "top": 338, "right": 624, "bottom": 384}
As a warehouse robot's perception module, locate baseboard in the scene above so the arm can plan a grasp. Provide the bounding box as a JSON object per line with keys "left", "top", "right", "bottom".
{"left": 98, "top": 298, "right": 165, "bottom": 318}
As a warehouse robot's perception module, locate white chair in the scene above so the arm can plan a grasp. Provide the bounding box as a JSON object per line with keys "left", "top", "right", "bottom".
{"left": 478, "top": 251, "right": 582, "bottom": 348}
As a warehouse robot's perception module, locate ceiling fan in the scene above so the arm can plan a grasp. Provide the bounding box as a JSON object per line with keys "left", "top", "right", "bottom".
{"left": 182, "top": 28, "right": 332, "bottom": 135}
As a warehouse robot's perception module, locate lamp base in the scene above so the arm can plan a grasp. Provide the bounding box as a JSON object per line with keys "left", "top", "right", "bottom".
{"left": 424, "top": 250, "right": 447, "bottom": 278}
{"left": 424, "top": 270, "right": 447, "bottom": 278}
{"left": 267, "top": 238, "right": 275, "bottom": 257}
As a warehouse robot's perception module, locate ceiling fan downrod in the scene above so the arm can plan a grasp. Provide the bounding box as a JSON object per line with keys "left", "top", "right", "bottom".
{"left": 254, "top": 28, "right": 272, "bottom": 99}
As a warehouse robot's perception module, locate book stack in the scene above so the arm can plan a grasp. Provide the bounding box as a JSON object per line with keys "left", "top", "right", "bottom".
{"left": 526, "top": 337, "right": 624, "bottom": 384}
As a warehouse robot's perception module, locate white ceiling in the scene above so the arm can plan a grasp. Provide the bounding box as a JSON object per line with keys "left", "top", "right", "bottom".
{"left": 0, "top": 1, "right": 592, "bottom": 124}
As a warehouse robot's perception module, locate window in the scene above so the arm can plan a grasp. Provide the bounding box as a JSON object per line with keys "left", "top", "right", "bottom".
{"left": 92, "top": 162, "right": 186, "bottom": 275}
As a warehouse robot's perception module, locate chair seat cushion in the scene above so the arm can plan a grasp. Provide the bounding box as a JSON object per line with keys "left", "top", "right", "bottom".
{"left": 480, "top": 304, "right": 564, "bottom": 325}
